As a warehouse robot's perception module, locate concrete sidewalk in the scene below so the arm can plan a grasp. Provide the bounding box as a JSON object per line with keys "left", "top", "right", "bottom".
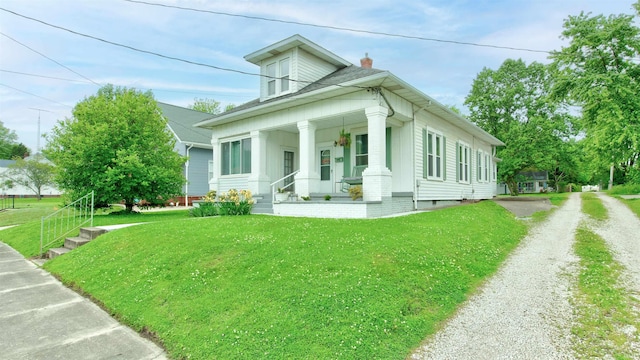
{"left": 0, "top": 242, "right": 167, "bottom": 360}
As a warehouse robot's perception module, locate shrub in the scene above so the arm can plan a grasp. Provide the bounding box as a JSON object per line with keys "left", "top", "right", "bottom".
{"left": 348, "top": 185, "right": 363, "bottom": 200}
{"left": 324, "top": 194, "right": 331, "bottom": 201}
{"left": 217, "top": 189, "right": 254, "bottom": 216}
{"left": 190, "top": 202, "right": 218, "bottom": 217}
{"left": 608, "top": 183, "right": 640, "bottom": 195}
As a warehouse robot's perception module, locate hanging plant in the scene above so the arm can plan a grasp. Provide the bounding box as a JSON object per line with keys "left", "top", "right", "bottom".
{"left": 337, "top": 128, "right": 351, "bottom": 147}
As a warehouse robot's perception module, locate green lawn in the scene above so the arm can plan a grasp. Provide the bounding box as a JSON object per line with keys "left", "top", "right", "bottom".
{"left": 581, "top": 192, "right": 608, "bottom": 220}
{"left": 0, "top": 197, "right": 62, "bottom": 227}
{"left": 0, "top": 206, "right": 190, "bottom": 258}
{"left": 42, "top": 201, "right": 528, "bottom": 359}
{"left": 572, "top": 227, "right": 640, "bottom": 358}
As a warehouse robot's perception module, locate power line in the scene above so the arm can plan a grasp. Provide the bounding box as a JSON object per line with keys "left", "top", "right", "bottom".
{"left": 0, "top": 31, "right": 102, "bottom": 86}
{"left": 124, "top": 0, "right": 551, "bottom": 54}
{"left": 0, "top": 69, "right": 94, "bottom": 84}
{"left": 0, "top": 7, "right": 367, "bottom": 91}
{"left": 0, "top": 83, "right": 72, "bottom": 108}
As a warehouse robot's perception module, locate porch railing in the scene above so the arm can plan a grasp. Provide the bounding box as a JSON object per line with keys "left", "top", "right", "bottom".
{"left": 270, "top": 170, "right": 299, "bottom": 202}
{"left": 40, "top": 191, "right": 94, "bottom": 257}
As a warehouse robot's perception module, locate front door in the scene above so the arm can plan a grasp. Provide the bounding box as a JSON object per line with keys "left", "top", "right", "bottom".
{"left": 283, "top": 150, "right": 295, "bottom": 192}
{"left": 319, "top": 147, "right": 333, "bottom": 193}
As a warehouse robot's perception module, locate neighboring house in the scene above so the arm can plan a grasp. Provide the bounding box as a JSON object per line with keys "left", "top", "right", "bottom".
{"left": 496, "top": 171, "right": 549, "bottom": 195}
{"left": 195, "top": 35, "right": 504, "bottom": 218}
{"left": 158, "top": 102, "right": 215, "bottom": 205}
{"left": 0, "top": 158, "right": 61, "bottom": 197}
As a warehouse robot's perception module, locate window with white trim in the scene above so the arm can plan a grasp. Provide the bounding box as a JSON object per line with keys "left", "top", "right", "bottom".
{"left": 423, "top": 129, "right": 444, "bottom": 180}
{"left": 265, "top": 57, "right": 291, "bottom": 97}
{"left": 484, "top": 154, "right": 490, "bottom": 182}
{"left": 220, "top": 138, "right": 251, "bottom": 175}
{"left": 355, "top": 133, "right": 368, "bottom": 166}
{"left": 457, "top": 142, "right": 470, "bottom": 183}
{"left": 477, "top": 150, "right": 483, "bottom": 182}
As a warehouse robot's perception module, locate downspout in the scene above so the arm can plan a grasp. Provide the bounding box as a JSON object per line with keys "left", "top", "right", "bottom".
{"left": 185, "top": 144, "right": 194, "bottom": 207}
{"left": 412, "top": 105, "right": 418, "bottom": 210}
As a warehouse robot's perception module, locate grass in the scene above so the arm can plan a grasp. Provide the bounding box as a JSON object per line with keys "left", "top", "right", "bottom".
{"left": 581, "top": 192, "right": 608, "bottom": 221}
{"left": 43, "top": 201, "right": 528, "bottom": 359}
{"left": 0, "top": 206, "right": 190, "bottom": 258}
{"left": 0, "top": 197, "right": 62, "bottom": 227}
{"left": 572, "top": 227, "right": 640, "bottom": 359}
{"left": 607, "top": 184, "right": 640, "bottom": 218}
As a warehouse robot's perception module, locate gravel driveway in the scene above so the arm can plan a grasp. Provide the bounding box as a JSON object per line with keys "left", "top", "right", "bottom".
{"left": 411, "top": 193, "right": 640, "bottom": 359}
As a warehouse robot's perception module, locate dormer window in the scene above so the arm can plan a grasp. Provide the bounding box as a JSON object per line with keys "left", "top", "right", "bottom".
{"left": 265, "top": 56, "right": 291, "bottom": 97}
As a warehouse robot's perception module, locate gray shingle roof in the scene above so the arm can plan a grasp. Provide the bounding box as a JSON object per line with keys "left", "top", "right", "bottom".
{"left": 218, "top": 65, "right": 385, "bottom": 116}
{"left": 157, "top": 102, "right": 213, "bottom": 146}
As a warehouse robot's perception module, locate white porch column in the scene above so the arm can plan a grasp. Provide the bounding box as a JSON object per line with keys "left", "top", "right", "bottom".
{"left": 209, "top": 137, "right": 220, "bottom": 193}
{"left": 294, "top": 120, "right": 320, "bottom": 197}
{"left": 363, "top": 105, "right": 392, "bottom": 201}
{"left": 248, "top": 130, "right": 270, "bottom": 195}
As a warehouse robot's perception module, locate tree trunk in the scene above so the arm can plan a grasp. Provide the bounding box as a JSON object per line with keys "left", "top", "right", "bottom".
{"left": 506, "top": 178, "right": 519, "bottom": 196}
{"left": 125, "top": 202, "right": 135, "bottom": 212}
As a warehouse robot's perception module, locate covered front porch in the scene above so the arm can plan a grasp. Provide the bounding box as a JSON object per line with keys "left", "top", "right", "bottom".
{"left": 209, "top": 102, "right": 413, "bottom": 217}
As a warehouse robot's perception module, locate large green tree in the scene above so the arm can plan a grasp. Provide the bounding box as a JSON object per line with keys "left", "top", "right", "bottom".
{"left": 465, "top": 59, "right": 575, "bottom": 195}
{"left": 0, "top": 120, "right": 19, "bottom": 159}
{"left": 3, "top": 154, "right": 54, "bottom": 200}
{"left": 45, "top": 85, "right": 186, "bottom": 211}
{"left": 189, "top": 97, "right": 235, "bottom": 114}
{"left": 551, "top": 6, "right": 640, "bottom": 183}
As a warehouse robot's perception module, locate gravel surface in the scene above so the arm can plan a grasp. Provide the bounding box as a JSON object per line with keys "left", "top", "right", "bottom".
{"left": 593, "top": 193, "right": 640, "bottom": 292}
{"left": 411, "top": 192, "right": 640, "bottom": 359}
{"left": 411, "top": 193, "right": 582, "bottom": 360}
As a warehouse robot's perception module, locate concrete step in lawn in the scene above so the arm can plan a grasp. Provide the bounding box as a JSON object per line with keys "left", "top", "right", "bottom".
{"left": 48, "top": 227, "right": 109, "bottom": 259}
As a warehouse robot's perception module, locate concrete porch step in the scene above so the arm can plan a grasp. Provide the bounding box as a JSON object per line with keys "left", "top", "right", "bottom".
{"left": 80, "top": 227, "right": 108, "bottom": 240}
{"left": 64, "top": 236, "right": 91, "bottom": 250}
{"left": 48, "top": 247, "right": 71, "bottom": 259}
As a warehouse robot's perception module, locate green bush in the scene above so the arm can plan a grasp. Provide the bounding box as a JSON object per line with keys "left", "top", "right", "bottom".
{"left": 189, "top": 202, "right": 218, "bottom": 217}
{"left": 608, "top": 183, "right": 640, "bottom": 195}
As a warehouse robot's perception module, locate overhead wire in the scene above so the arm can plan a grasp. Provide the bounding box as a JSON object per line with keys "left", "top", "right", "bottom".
{"left": 0, "top": 32, "right": 102, "bottom": 86}
{"left": 0, "top": 83, "right": 72, "bottom": 108}
{"left": 123, "top": 0, "right": 551, "bottom": 54}
{"left": 0, "top": 7, "right": 371, "bottom": 91}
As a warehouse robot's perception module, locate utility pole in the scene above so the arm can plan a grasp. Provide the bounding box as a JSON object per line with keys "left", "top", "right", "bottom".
{"left": 29, "top": 108, "right": 52, "bottom": 154}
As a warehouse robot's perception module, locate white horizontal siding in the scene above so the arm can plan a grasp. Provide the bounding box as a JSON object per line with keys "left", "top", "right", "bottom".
{"left": 218, "top": 176, "right": 249, "bottom": 193}
{"left": 295, "top": 48, "right": 339, "bottom": 91}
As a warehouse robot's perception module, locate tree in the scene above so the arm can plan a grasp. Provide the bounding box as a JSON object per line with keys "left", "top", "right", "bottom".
{"left": 3, "top": 154, "right": 54, "bottom": 200}
{"left": 550, "top": 7, "right": 640, "bottom": 183}
{"left": 9, "top": 143, "right": 30, "bottom": 159}
{"left": 465, "top": 59, "right": 575, "bottom": 195}
{"left": 45, "top": 85, "right": 186, "bottom": 211}
{"left": 0, "top": 121, "right": 19, "bottom": 159}
{"left": 189, "top": 97, "right": 235, "bottom": 114}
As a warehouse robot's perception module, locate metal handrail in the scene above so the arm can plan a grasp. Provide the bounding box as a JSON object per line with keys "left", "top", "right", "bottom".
{"left": 270, "top": 170, "right": 299, "bottom": 202}
{"left": 40, "top": 191, "right": 94, "bottom": 257}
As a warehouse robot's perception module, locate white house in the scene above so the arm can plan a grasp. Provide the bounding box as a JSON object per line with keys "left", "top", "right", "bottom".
{"left": 196, "top": 35, "right": 504, "bottom": 218}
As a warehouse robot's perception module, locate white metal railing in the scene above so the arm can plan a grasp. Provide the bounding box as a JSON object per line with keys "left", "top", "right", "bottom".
{"left": 270, "top": 170, "right": 300, "bottom": 202}
{"left": 40, "top": 191, "right": 94, "bottom": 257}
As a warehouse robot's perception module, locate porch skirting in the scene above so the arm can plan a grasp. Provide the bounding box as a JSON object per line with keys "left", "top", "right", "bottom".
{"left": 273, "top": 194, "right": 414, "bottom": 219}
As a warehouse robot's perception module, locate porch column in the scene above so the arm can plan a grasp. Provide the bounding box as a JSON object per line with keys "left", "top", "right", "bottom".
{"left": 362, "top": 105, "right": 392, "bottom": 201}
{"left": 209, "top": 136, "right": 220, "bottom": 193}
{"left": 248, "top": 130, "right": 270, "bottom": 195}
{"left": 294, "top": 120, "right": 320, "bottom": 197}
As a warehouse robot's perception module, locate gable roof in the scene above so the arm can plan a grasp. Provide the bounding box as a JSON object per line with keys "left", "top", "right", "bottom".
{"left": 244, "top": 34, "right": 351, "bottom": 68}
{"left": 157, "top": 102, "right": 214, "bottom": 147}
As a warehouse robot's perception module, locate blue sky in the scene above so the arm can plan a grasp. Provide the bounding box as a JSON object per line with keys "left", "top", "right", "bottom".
{"left": 0, "top": 0, "right": 636, "bottom": 152}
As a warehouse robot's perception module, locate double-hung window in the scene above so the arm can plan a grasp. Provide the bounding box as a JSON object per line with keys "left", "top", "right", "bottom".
{"left": 423, "top": 129, "right": 444, "bottom": 180}
{"left": 355, "top": 134, "right": 368, "bottom": 166}
{"left": 457, "top": 142, "right": 470, "bottom": 183}
{"left": 484, "top": 154, "right": 490, "bottom": 182}
{"left": 220, "top": 138, "right": 251, "bottom": 175}
{"left": 477, "top": 150, "right": 483, "bottom": 182}
{"left": 265, "top": 57, "right": 291, "bottom": 97}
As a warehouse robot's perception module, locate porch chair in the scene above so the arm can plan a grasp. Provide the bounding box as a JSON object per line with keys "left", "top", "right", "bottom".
{"left": 340, "top": 165, "right": 367, "bottom": 192}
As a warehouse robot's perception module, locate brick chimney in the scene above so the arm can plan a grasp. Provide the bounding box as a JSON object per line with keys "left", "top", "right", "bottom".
{"left": 360, "top": 53, "right": 372, "bottom": 69}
